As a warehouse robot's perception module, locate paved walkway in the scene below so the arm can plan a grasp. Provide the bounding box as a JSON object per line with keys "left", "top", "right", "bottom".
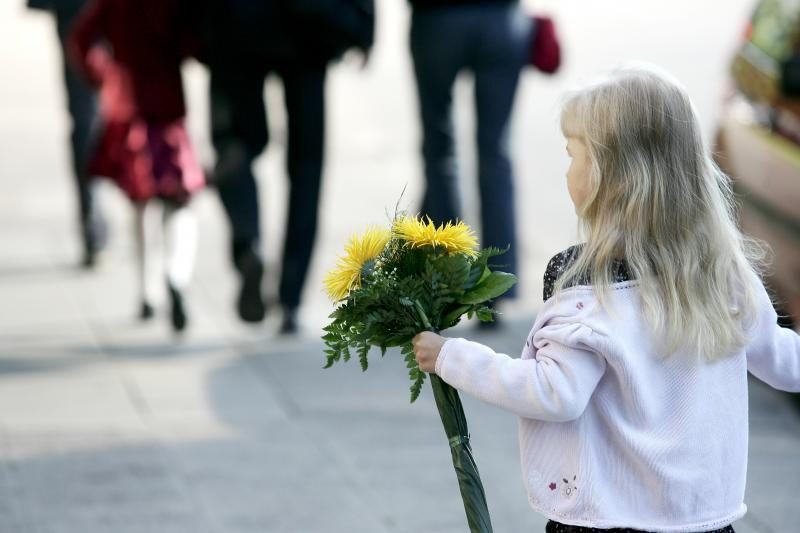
{"left": 2, "top": 1, "right": 799, "bottom": 532}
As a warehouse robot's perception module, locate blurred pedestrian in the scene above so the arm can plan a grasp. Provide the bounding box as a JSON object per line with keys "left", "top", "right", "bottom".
{"left": 199, "top": 0, "right": 374, "bottom": 333}
{"left": 413, "top": 66, "right": 800, "bottom": 533}
{"left": 26, "top": 0, "right": 108, "bottom": 268}
{"left": 69, "top": 0, "right": 205, "bottom": 332}
{"left": 409, "top": 0, "right": 531, "bottom": 324}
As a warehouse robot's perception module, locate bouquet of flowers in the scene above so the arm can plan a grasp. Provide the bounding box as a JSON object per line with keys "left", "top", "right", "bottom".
{"left": 322, "top": 214, "right": 517, "bottom": 533}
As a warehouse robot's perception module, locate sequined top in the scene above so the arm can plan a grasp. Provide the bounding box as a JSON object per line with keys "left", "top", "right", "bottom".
{"left": 543, "top": 245, "right": 634, "bottom": 302}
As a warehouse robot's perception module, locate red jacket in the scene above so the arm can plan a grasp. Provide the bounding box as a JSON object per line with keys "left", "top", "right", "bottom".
{"left": 68, "top": 0, "right": 198, "bottom": 123}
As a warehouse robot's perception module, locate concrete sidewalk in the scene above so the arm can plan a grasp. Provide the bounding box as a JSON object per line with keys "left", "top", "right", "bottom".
{"left": 2, "top": 0, "right": 800, "bottom": 531}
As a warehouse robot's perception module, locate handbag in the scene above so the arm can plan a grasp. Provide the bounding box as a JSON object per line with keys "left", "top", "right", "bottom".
{"left": 528, "top": 15, "right": 562, "bottom": 75}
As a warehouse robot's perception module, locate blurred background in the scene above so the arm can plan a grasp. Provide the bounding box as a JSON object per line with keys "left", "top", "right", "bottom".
{"left": 1, "top": 0, "right": 799, "bottom": 531}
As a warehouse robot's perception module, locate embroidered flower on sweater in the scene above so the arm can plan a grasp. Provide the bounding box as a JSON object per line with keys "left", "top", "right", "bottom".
{"left": 547, "top": 476, "right": 578, "bottom": 497}
{"left": 561, "top": 475, "right": 579, "bottom": 498}
{"left": 547, "top": 475, "right": 579, "bottom": 497}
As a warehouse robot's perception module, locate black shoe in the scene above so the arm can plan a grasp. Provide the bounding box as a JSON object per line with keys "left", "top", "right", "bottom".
{"left": 139, "top": 301, "right": 155, "bottom": 321}
{"left": 236, "top": 251, "right": 266, "bottom": 323}
{"left": 81, "top": 249, "right": 98, "bottom": 269}
{"left": 168, "top": 284, "right": 187, "bottom": 332}
{"left": 81, "top": 214, "right": 108, "bottom": 270}
{"left": 279, "top": 307, "right": 298, "bottom": 335}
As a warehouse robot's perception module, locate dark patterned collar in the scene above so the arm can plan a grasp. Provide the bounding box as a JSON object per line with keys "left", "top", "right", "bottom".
{"left": 543, "top": 245, "right": 634, "bottom": 302}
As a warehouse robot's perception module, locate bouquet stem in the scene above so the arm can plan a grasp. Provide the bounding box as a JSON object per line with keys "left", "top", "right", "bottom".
{"left": 414, "top": 300, "right": 493, "bottom": 532}
{"left": 429, "top": 374, "right": 494, "bottom": 533}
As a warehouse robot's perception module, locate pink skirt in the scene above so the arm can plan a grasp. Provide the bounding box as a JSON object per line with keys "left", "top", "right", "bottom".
{"left": 89, "top": 118, "right": 205, "bottom": 204}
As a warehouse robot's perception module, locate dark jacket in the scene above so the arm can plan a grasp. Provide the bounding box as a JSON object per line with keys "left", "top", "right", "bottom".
{"left": 409, "top": 0, "right": 514, "bottom": 9}
{"left": 27, "top": 0, "right": 86, "bottom": 10}
{"left": 199, "top": 0, "right": 373, "bottom": 67}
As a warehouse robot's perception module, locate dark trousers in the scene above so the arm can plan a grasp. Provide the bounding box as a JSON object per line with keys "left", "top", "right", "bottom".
{"left": 210, "top": 62, "right": 326, "bottom": 309}
{"left": 546, "top": 520, "right": 736, "bottom": 533}
{"left": 53, "top": 3, "right": 106, "bottom": 253}
{"left": 410, "top": 3, "right": 529, "bottom": 296}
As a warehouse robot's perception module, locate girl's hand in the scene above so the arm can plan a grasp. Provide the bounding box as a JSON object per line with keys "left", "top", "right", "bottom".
{"left": 412, "top": 332, "right": 448, "bottom": 373}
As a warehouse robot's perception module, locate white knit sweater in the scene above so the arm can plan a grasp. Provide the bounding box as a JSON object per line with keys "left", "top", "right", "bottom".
{"left": 435, "top": 276, "right": 800, "bottom": 532}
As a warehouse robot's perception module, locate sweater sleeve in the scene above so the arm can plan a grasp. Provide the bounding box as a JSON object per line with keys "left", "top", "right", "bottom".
{"left": 435, "top": 325, "right": 606, "bottom": 422}
{"left": 746, "top": 279, "right": 800, "bottom": 392}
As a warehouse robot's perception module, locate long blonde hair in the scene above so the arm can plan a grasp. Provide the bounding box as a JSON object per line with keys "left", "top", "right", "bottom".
{"left": 558, "top": 66, "right": 765, "bottom": 361}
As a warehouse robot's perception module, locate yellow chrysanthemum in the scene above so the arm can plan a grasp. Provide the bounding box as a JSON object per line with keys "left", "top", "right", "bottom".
{"left": 393, "top": 216, "right": 478, "bottom": 257}
{"left": 324, "top": 226, "right": 391, "bottom": 301}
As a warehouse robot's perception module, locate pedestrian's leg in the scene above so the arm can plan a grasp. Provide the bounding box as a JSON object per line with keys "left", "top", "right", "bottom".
{"left": 134, "top": 201, "right": 163, "bottom": 319}
{"left": 277, "top": 64, "right": 327, "bottom": 333}
{"left": 163, "top": 202, "right": 197, "bottom": 331}
{"left": 472, "top": 4, "right": 529, "bottom": 299}
{"left": 55, "top": 7, "right": 106, "bottom": 266}
{"left": 210, "top": 65, "right": 268, "bottom": 322}
{"left": 409, "top": 8, "right": 469, "bottom": 225}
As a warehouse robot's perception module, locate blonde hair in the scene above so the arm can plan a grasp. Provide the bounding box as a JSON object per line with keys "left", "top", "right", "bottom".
{"left": 558, "top": 65, "right": 765, "bottom": 361}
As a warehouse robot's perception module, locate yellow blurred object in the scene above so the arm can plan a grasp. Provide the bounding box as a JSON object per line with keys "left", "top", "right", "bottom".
{"left": 731, "top": 0, "right": 800, "bottom": 107}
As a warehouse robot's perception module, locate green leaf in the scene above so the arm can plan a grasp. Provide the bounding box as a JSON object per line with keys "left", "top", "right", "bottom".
{"left": 323, "top": 348, "right": 341, "bottom": 368}
{"left": 384, "top": 334, "right": 412, "bottom": 347}
{"left": 464, "top": 246, "right": 508, "bottom": 289}
{"left": 409, "top": 367, "right": 426, "bottom": 403}
{"left": 459, "top": 272, "right": 518, "bottom": 305}
{"left": 475, "top": 306, "right": 495, "bottom": 322}
{"left": 400, "top": 342, "right": 427, "bottom": 403}
{"left": 342, "top": 344, "right": 352, "bottom": 363}
{"left": 358, "top": 343, "right": 369, "bottom": 371}
{"left": 441, "top": 304, "right": 472, "bottom": 330}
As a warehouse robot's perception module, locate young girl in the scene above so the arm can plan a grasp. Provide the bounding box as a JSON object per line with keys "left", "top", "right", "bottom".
{"left": 413, "top": 66, "right": 800, "bottom": 532}
{"left": 68, "top": 0, "right": 204, "bottom": 331}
